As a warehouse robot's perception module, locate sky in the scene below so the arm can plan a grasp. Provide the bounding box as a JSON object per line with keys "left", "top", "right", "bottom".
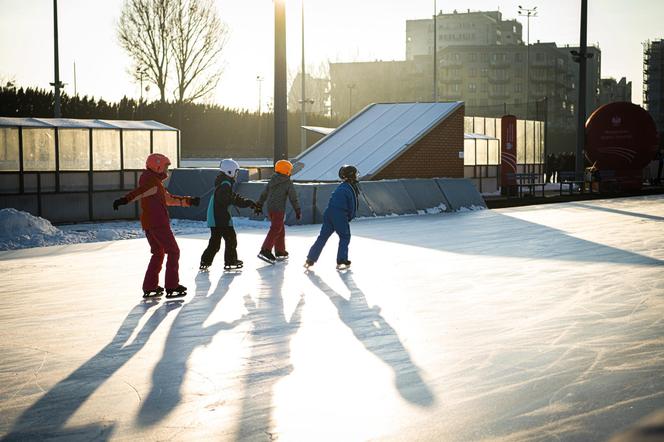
{"left": 0, "top": 0, "right": 662, "bottom": 111}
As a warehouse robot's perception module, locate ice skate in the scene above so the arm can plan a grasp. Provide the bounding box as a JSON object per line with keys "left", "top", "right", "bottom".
{"left": 336, "top": 260, "right": 351, "bottom": 270}
{"left": 304, "top": 259, "right": 315, "bottom": 269}
{"left": 143, "top": 286, "right": 164, "bottom": 298}
{"left": 258, "top": 249, "right": 276, "bottom": 265}
{"left": 165, "top": 284, "right": 187, "bottom": 298}
{"left": 199, "top": 263, "right": 210, "bottom": 271}
{"left": 275, "top": 251, "right": 289, "bottom": 261}
{"left": 224, "top": 260, "right": 244, "bottom": 271}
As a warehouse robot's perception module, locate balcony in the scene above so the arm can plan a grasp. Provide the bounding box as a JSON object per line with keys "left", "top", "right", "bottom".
{"left": 489, "top": 59, "right": 510, "bottom": 68}
{"left": 488, "top": 76, "right": 511, "bottom": 84}
{"left": 441, "top": 77, "right": 463, "bottom": 83}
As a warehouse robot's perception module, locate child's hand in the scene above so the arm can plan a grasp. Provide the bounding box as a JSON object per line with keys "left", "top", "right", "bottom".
{"left": 295, "top": 208, "right": 302, "bottom": 220}
{"left": 113, "top": 197, "right": 128, "bottom": 210}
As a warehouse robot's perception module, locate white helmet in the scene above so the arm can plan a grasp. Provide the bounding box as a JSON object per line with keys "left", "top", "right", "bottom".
{"left": 219, "top": 158, "right": 239, "bottom": 177}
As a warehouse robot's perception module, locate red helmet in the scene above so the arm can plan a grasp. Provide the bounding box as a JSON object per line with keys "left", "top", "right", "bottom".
{"left": 146, "top": 153, "right": 171, "bottom": 173}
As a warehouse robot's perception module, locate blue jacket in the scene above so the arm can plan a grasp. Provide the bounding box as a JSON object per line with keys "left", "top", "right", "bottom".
{"left": 328, "top": 181, "right": 359, "bottom": 221}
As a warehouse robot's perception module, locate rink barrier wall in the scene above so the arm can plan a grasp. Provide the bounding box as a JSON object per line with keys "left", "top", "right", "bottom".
{"left": 0, "top": 173, "right": 485, "bottom": 225}
{"left": 434, "top": 178, "right": 487, "bottom": 210}
{"left": 167, "top": 175, "right": 486, "bottom": 225}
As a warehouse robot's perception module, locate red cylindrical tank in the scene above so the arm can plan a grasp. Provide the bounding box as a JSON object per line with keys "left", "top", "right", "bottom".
{"left": 585, "top": 102, "right": 658, "bottom": 190}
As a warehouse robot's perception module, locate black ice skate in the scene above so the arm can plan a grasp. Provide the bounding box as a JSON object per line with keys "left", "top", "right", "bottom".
{"left": 258, "top": 249, "right": 276, "bottom": 265}
{"left": 199, "top": 263, "right": 210, "bottom": 271}
{"left": 275, "top": 251, "right": 289, "bottom": 261}
{"left": 336, "top": 260, "right": 351, "bottom": 270}
{"left": 165, "top": 284, "right": 187, "bottom": 298}
{"left": 224, "top": 260, "right": 244, "bottom": 270}
{"left": 304, "top": 259, "right": 315, "bottom": 269}
{"left": 143, "top": 286, "right": 164, "bottom": 298}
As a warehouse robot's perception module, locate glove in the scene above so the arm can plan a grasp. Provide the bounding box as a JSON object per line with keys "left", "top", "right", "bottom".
{"left": 252, "top": 201, "right": 262, "bottom": 215}
{"left": 113, "top": 197, "right": 128, "bottom": 211}
{"left": 295, "top": 208, "right": 301, "bottom": 220}
{"left": 190, "top": 196, "right": 200, "bottom": 207}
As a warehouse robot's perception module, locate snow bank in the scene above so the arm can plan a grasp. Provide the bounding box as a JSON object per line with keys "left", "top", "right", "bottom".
{"left": 0, "top": 208, "right": 271, "bottom": 251}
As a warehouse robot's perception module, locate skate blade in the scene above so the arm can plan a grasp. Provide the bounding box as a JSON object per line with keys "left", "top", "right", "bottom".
{"left": 257, "top": 254, "right": 276, "bottom": 265}
{"left": 336, "top": 264, "right": 351, "bottom": 271}
{"left": 143, "top": 291, "right": 164, "bottom": 298}
{"left": 165, "top": 291, "right": 187, "bottom": 298}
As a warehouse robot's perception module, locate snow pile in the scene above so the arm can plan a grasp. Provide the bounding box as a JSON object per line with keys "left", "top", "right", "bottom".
{"left": 0, "top": 208, "right": 272, "bottom": 251}
{"left": 0, "top": 208, "right": 65, "bottom": 250}
{"left": 417, "top": 203, "right": 448, "bottom": 215}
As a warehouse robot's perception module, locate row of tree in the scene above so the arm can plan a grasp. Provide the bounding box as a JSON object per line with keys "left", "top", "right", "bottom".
{"left": 0, "top": 85, "right": 344, "bottom": 158}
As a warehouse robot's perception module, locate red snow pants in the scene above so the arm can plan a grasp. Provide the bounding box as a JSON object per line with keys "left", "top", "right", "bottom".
{"left": 261, "top": 211, "right": 286, "bottom": 253}
{"left": 143, "top": 226, "right": 180, "bottom": 291}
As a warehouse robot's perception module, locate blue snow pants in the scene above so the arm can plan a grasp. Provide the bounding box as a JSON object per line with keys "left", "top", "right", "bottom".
{"left": 307, "top": 207, "right": 351, "bottom": 263}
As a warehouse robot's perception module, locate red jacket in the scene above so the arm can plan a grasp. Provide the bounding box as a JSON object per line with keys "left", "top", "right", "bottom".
{"left": 123, "top": 169, "right": 193, "bottom": 230}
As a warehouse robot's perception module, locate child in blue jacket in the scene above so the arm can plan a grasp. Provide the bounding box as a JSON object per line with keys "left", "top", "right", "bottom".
{"left": 305, "top": 165, "right": 359, "bottom": 269}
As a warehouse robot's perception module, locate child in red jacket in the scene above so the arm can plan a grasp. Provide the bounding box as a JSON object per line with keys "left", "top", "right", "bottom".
{"left": 113, "top": 153, "right": 199, "bottom": 298}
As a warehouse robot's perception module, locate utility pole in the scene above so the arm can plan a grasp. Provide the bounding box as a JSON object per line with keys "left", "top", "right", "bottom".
{"left": 51, "top": 0, "right": 62, "bottom": 117}
{"left": 73, "top": 61, "right": 77, "bottom": 97}
{"left": 274, "top": 0, "right": 288, "bottom": 162}
{"left": 257, "top": 75, "right": 263, "bottom": 147}
{"left": 518, "top": 6, "right": 537, "bottom": 121}
{"left": 432, "top": 0, "right": 437, "bottom": 102}
{"left": 300, "top": 0, "right": 307, "bottom": 152}
{"left": 347, "top": 84, "right": 356, "bottom": 118}
{"left": 572, "top": 0, "right": 589, "bottom": 180}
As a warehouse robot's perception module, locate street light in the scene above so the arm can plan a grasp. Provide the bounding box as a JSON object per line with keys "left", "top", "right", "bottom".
{"left": 136, "top": 67, "right": 148, "bottom": 102}
{"left": 518, "top": 5, "right": 537, "bottom": 120}
{"left": 300, "top": 0, "right": 307, "bottom": 152}
{"left": 433, "top": 0, "right": 437, "bottom": 102}
{"left": 257, "top": 75, "right": 263, "bottom": 147}
{"left": 347, "top": 84, "right": 356, "bottom": 118}
{"left": 52, "top": 0, "right": 62, "bottom": 117}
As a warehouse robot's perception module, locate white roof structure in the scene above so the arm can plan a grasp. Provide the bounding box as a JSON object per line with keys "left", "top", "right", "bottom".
{"left": 0, "top": 117, "right": 177, "bottom": 131}
{"left": 292, "top": 102, "right": 464, "bottom": 181}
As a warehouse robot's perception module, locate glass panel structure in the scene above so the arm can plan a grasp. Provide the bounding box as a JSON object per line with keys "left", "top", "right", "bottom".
{"left": 464, "top": 117, "right": 474, "bottom": 134}
{"left": 516, "top": 120, "right": 525, "bottom": 164}
{"left": 92, "top": 129, "right": 121, "bottom": 170}
{"left": 488, "top": 140, "right": 500, "bottom": 165}
{"left": 123, "top": 130, "right": 150, "bottom": 169}
{"left": 153, "top": 131, "right": 178, "bottom": 166}
{"left": 0, "top": 127, "right": 20, "bottom": 171}
{"left": 58, "top": 129, "right": 90, "bottom": 171}
{"left": 464, "top": 139, "right": 475, "bottom": 166}
{"left": 23, "top": 128, "right": 56, "bottom": 171}
{"left": 525, "top": 120, "right": 535, "bottom": 164}
{"left": 476, "top": 139, "right": 488, "bottom": 165}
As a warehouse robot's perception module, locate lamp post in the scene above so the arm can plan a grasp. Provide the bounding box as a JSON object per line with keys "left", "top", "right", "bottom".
{"left": 433, "top": 0, "right": 437, "bottom": 102}
{"left": 300, "top": 0, "right": 307, "bottom": 152}
{"left": 518, "top": 5, "right": 537, "bottom": 120}
{"left": 572, "top": 0, "right": 589, "bottom": 180}
{"left": 51, "top": 0, "right": 62, "bottom": 117}
{"left": 257, "top": 75, "right": 263, "bottom": 147}
{"left": 137, "top": 67, "right": 148, "bottom": 102}
{"left": 347, "top": 84, "right": 356, "bottom": 118}
{"left": 274, "top": 0, "right": 288, "bottom": 162}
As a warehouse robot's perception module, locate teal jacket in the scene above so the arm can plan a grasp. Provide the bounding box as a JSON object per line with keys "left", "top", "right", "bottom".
{"left": 206, "top": 173, "right": 254, "bottom": 227}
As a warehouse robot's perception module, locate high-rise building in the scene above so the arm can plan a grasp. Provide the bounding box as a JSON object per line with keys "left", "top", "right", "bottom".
{"left": 599, "top": 77, "right": 632, "bottom": 106}
{"left": 406, "top": 10, "right": 522, "bottom": 60}
{"left": 644, "top": 39, "right": 664, "bottom": 140}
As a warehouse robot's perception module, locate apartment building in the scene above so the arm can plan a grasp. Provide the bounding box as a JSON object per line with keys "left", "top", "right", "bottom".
{"left": 644, "top": 39, "right": 664, "bottom": 140}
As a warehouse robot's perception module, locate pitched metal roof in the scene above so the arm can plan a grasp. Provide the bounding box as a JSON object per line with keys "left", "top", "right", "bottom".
{"left": 0, "top": 117, "right": 177, "bottom": 131}
{"left": 292, "top": 101, "right": 463, "bottom": 181}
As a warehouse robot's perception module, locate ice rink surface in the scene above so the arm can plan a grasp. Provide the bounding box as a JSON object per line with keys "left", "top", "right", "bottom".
{"left": 1, "top": 195, "right": 663, "bottom": 441}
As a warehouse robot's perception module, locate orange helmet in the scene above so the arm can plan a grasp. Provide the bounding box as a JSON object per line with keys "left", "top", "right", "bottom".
{"left": 146, "top": 153, "right": 171, "bottom": 173}
{"left": 275, "top": 159, "right": 293, "bottom": 176}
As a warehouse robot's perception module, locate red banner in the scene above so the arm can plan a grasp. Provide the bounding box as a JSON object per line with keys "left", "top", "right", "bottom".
{"left": 501, "top": 115, "right": 517, "bottom": 195}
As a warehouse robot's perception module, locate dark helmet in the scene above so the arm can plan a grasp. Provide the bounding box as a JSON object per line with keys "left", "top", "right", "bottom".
{"left": 338, "top": 165, "right": 358, "bottom": 181}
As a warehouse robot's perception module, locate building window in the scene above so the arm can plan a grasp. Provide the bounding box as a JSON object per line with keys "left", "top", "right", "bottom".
{"left": 480, "top": 68, "right": 488, "bottom": 77}
{"left": 515, "top": 53, "right": 523, "bottom": 62}
{"left": 469, "top": 68, "right": 477, "bottom": 77}
{"left": 468, "top": 83, "right": 477, "bottom": 92}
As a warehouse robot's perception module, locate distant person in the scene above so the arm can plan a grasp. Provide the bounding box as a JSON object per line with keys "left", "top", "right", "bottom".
{"left": 199, "top": 159, "right": 258, "bottom": 271}
{"left": 305, "top": 165, "right": 360, "bottom": 270}
{"left": 256, "top": 159, "right": 302, "bottom": 264}
{"left": 113, "top": 153, "right": 200, "bottom": 298}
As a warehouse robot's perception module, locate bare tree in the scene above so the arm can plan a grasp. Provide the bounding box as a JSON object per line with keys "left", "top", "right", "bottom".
{"left": 170, "top": 0, "right": 227, "bottom": 103}
{"left": 118, "top": 0, "right": 172, "bottom": 102}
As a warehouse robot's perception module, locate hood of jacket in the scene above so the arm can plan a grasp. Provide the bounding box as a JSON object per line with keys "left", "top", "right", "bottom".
{"left": 269, "top": 172, "right": 291, "bottom": 185}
